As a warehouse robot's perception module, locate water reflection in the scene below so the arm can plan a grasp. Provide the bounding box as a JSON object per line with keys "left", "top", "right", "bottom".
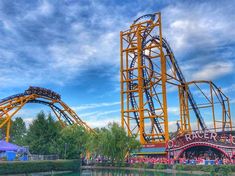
{"left": 82, "top": 169, "right": 160, "bottom": 176}
{"left": 53, "top": 169, "right": 199, "bottom": 176}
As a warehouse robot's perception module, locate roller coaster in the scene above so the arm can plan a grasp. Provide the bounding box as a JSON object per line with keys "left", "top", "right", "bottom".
{"left": 120, "top": 12, "right": 233, "bottom": 145}
{"left": 0, "top": 12, "right": 233, "bottom": 153}
{"left": 0, "top": 86, "right": 93, "bottom": 142}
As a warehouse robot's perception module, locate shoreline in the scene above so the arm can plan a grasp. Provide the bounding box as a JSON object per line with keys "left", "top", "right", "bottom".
{"left": 81, "top": 165, "right": 235, "bottom": 176}
{"left": 0, "top": 171, "right": 73, "bottom": 176}
{"left": 1, "top": 162, "right": 235, "bottom": 175}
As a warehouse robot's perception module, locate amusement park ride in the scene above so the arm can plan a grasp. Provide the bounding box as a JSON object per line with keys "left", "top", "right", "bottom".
{"left": 120, "top": 12, "right": 235, "bottom": 158}
{"left": 0, "top": 86, "right": 94, "bottom": 142}
{"left": 0, "top": 12, "right": 234, "bottom": 159}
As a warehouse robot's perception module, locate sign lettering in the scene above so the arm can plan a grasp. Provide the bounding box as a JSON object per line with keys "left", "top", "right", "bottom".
{"left": 185, "top": 132, "right": 217, "bottom": 142}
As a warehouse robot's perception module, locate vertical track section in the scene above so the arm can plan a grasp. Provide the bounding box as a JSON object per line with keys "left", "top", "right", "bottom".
{"left": 121, "top": 13, "right": 168, "bottom": 144}
{"left": 121, "top": 12, "right": 207, "bottom": 144}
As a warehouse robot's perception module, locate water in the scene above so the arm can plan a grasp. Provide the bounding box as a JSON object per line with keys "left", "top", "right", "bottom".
{"left": 49, "top": 169, "right": 206, "bottom": 176}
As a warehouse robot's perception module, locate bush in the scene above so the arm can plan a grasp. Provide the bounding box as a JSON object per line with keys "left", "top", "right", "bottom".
{"left": 147, "top": 162, "right": 154, "bottom": 169}
{"left": 218, "top": 165, "right": 232, "bottom": 176}
{"left": 176, "top": 164, "right": 204, "bottom": 171}
{"left": 92, "top": 162, "right": 235, "bottom": 175}
{"left": 175, "top": 164, "right": 184, "bottom": 171}
{"left": 131, "top": 162, "right": 146, "bottom": 168}
{"left": 132, "top": 163, "right": 140, "bottom": 168}
{"left": 0, "top": 160, "right": 80, "bottom": 175}
{"left": 175, "top": 164, "right": 234, "bottom": 175}
{"left": 154, "top": 163, "right": 167, "bottom": 170}
{"left": 114, "top": 162, "right": 120, "bottom": 167}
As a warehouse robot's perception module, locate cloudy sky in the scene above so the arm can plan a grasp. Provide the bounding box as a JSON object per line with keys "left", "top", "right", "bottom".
{"left": 0, "top": 0, "right": 234, "bottom": 130}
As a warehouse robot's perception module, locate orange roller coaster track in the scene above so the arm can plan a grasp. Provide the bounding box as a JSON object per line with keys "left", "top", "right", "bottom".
{"left": 120, "top": 12, "right": 233, "bottom": 145}
{"left": 181, "top": 80, "right": 232, "bottom": 133}
{"left": 0, "top": 86, "right": 94, "bottom": 142}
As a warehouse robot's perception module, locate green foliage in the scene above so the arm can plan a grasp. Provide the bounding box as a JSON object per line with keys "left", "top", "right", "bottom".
{"left": 0, "top": 117, "right": 27, "bottom": 145}
{"left": 0, "top": 160, "right": 80, "bottom": 175}
{"left": 86, "top": 128, "right": 100, "bottom": 155}
{"left": 57, "top": 125, "right": 90, "bottom": 159}
{"left": 218, "top": 165, "right": 232, "bottom": 176}
{"left": 175, "top": 164, "right": 184, "bottom": 171}
{"left": 132, "top": 163, "right": 140, "bottom": 168}
{"left": 25, "top": 111, "right": 62, "bottom": 155}
{"left": 0, "top": 118, "right": 12, "bottom": 140}
{"left": 175, "top": 164, "right": 202, "bottom": 171}
{"left": 130, "top": 162, "right": 152, "bottom": 169}
{"left": 130, "top": 163, "right": 169, "bottom": 170}
{"left": 11, "top": 117, "right": 27, "bottom": 145}
{"left": 1, "top": 111, "right": 139, "bottom": 162}
{"left": 175, "top": 164, "right": 233, "bottom": 175}
{"left": 90, "top": 123, "right": 140, "bottom": 163}
{"left": 154, "top": 163, "right": 167, "bottom": 170}
{"left": 201, "top": 165, "right": 215, "bottom": 173}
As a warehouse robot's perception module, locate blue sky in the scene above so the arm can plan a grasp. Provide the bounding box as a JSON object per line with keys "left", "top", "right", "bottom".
{"left": 0, "top": 0, "right": 234, "bottom": 130}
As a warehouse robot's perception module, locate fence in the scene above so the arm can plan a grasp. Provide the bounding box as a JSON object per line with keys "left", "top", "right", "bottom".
{"left": 29, "top": 154, "right": 59, "bottom": 160}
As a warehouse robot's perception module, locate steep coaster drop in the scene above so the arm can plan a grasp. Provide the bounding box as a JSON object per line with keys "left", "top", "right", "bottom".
{"left": 120, "top": 12, "right": 233, "bottom": 158}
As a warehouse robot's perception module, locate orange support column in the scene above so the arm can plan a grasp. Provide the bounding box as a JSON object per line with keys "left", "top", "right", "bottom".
{"left": 137, "top": 27, "right": 145, "bottom": 144}
{"left": 6, "top": 119, "right": 11, "bottom": 142}
{"left": 158, "top": 13, "right": 169, "bottom": 142}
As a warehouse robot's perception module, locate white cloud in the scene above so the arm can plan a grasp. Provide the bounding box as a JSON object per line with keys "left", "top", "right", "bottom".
{"left": 0, "top": 0, "right": 130, "bottom": 88}
{"left": 73, "top": 101, "right": 120, "bottom": 111}
{"left": 192, "top": 61, "right": 234, "bottom": 80}
{"left": 222, "top": 84, "right": 235, "bottom": 94}
{"left": 23, "top": 118, "right": 34, "bottom": 128}
{"left": 73, "top": 103, "right": 121, "bottom": 129}
{"left": 23, "top": 0, "right": 54, "bottom": 20}
{"left": 80, "top": 109, "right": 119, "bottom": 118}
{"left": 0, "top": 0, "right": 234, "bottom": 89}
{"left": 47, "top": 31, "right": 119, "bottom": 79}
{"left": 38, "top": 0, "right": 53, "bottom": 15}
{"left": 85, "top": 116, "right": 120, "bottom": 128}
{"left": 168, "top": 121, "right": 178, "bottom": 132}
{"left": 162, "top": 2, "right": 235, "bottom": 55}
{"left": 168, "top": 106, "right": 179, "bottom": 116}
{"left": 231, "top": 99, "right": 235, "bottom": 104}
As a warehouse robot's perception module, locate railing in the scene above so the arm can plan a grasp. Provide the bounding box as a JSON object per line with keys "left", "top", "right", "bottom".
{"left": 28, "top": 154, "right": 59, "bottom": 161}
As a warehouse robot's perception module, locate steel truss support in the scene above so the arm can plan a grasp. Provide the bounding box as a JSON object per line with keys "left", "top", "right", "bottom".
{"left": 182, "top": 81, "right": 232, "bottom": 132}
{"left": 120, "top": 12, "right": 233, "bottom": 145}
{"left": 120, "top": 13, "right": 169, "bottom": 144}
{"left": 178, "top": 85, "right": 191, "bottom": 133}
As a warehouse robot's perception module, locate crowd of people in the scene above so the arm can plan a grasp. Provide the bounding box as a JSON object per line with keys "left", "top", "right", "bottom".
{"left": 128, "top": 148, "right": 234, "bottom": 165}
{"left": 128, "top": 157, "right": 170, "bottom": 164}
{"left": 128, "top": 156, "right": 232, "bottom": 165}
{"left": 178, "top": 149, "right": 227, "bottom": 164}
{"left": 84, "top": 148, "right": 235, "bottom": 165}
{"left": 179, "top": 147, "right": 233, "bottom": 165}
{"left": 83, "top": 155, "right": 233, "bottom": 165}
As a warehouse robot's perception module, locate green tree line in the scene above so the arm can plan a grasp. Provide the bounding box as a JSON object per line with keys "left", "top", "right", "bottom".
{"left": 0, "top": 111, "right": 140, "bottom": 161}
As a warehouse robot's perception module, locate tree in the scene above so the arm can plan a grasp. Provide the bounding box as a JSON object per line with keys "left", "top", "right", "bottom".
{"left": 0, "top": 117, "right": 26, "bottom": 145}
{"left": 0, "top": 118, "right": 13, "bottom": 140}
{"left": 11, "top": 117, "right": 27, "bottom": 145}
{"left": 45, "top": 113, "right": 62, "bottom": 154}
{"left": 91, "top": 123, "right": 140, "bottom": 163}
{"left": 25, "top": 111, "right": 62, "bottom": 155}
{"left": 57, "top": 125, "right": 89, "bottom": 159}
{"left": 86, "top": 127, "right": 103, "bottom": 157}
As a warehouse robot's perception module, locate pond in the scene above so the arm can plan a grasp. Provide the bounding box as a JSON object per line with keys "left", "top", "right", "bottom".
{"left": 41, "top": 169, "right": 206, "bottom": 176}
